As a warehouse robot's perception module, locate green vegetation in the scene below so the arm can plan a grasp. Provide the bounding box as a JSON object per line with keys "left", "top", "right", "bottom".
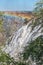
{"left": 0, "top": 12, "right": 5, "bottom": 46}
{"left": 33, "top": 0, "right": 43, "bottom": 17}
{"left": 22, "top": 36, "right": 43, "bottom": 65}
{"left": 0, "top": 12, "right": 4, "bottom": 32}
{"left": 0, "top": 19, "right": 3, "bottom": 32}
{"left": 0, "top": 49, "right": 26, "bottom": 65}
{"left": 0, "top": 49, "right": 15, "bottom": 65}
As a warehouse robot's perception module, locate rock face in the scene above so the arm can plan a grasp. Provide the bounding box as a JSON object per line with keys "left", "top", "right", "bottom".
{"left": 0, "top": 13, "right": 24, "bottom": 45}
{"left": 3, "top": 15, "right": 24, "bottom": 38}
{"left": 3, "top": 17, "right": 43, "bottom": 62}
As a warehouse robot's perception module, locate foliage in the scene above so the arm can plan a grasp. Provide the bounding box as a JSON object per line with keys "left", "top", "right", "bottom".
{"left": 33, "top": 0, "right": 43, "bottom": 17}
{"left": 0, "top": 49, "right": 27, "bottom": 65}
{"left": 0, "top": 19, "right": 3, "bottom": 32}
{"left": 0, "top": 49, "right": 16, "bottom": 65}
{"left": 0, "top": 12, "right": 3, "bottom": 16}
{"left": 22, "top": 36, "right": 43, "bottom": 65}
{"left": 0, "top": 12, "right": 4, "bottom": 32}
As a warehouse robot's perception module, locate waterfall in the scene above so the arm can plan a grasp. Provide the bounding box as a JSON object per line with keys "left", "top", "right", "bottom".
{"left": 2, "top": 17, "right": 43, "bottom": 62}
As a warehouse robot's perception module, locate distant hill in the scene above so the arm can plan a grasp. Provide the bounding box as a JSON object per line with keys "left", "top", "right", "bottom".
{"left": 0, "top": 11, "right": 34, "bottom": 19}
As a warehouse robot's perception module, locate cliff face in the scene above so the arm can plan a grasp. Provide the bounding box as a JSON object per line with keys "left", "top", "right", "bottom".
{"left": 0, "top": 11, "right": 34, "bottom": 46}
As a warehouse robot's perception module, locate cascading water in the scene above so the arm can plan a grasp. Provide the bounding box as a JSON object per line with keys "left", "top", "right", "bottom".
{"left": 2, "top": 17, "right": 43, "bottom": 64}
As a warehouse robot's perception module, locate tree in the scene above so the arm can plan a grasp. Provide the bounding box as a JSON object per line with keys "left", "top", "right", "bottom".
{"left": 0, "top": 48, "right": 27, "bottom": 65}
{"left": 33, "top": 0, "right": 43, "bottom": 17}
{"left": 22, "top": 36, "right": 43, "bottom": 65}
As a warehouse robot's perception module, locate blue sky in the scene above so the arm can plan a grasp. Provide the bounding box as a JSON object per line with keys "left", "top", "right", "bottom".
{"left": 0, "top": 0, "right": 37, "bottom": 11}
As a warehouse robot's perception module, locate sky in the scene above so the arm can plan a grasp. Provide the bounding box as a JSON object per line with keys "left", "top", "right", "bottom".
{"left": 0, "top": 0, "right": 37, "bottom": 11}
